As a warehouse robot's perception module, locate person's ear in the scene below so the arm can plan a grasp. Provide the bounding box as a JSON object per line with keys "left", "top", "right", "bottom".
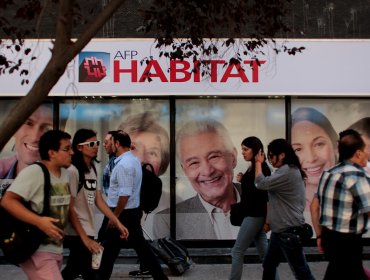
{"left": 278, "top": 152, "right": 285, "bottom": 163}
{"left": 356, "top": 149, "right": 363, "bottom": 159}
{"left": 48, "top": 149, "right": 56, "bottom": 159}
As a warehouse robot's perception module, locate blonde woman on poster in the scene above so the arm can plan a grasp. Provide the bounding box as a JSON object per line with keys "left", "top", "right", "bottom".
{"left": 118, "top": 112, "right": 170, "bottom": 178}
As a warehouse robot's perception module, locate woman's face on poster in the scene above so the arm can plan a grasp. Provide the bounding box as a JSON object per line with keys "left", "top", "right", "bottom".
{"left": 241, "top": 144, "right": 254, "bottom": 162}
{"left": 292, "top": 120, "right": 336, "bottom": 188}
{"left": 130, "top": 131, "right": 162, "bottom": 175}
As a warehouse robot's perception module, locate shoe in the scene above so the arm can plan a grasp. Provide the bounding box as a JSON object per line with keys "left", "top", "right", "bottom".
{"left": 128, "top": 270, "right": 152, "bottom": 278}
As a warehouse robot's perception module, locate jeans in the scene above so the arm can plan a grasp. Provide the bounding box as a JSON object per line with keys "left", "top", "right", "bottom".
{"left": 263, "top": 231, "right": 315, "bottom": 280}
{"left": 230, "top": 216, "right": 267, "bottom": 280}
{"left": 61, "top": 235, "right": 96, "bottom": 280}
{"left": 321, "top": 227, "right": 366, "bottom": 280}
{"left": 96, "top": 208, "right": 168, "bottom": 280}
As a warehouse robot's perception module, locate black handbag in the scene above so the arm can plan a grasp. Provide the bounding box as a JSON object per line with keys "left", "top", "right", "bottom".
{"left": 230, "top": 202, "right": 245, "bottom": 226}
{"left": 285, "top": 223, "right": 313, "bottom": 242}
{"left": 300, "top": 223, "right": 314, "bottom": 241}
{"left": 0, "top": 162, "right": 50, "bottom": 265}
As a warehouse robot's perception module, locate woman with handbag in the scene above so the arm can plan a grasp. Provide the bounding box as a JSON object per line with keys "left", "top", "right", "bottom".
{"left": 229, "top": 136, "right": 271, "bottom": 280}
{"left": 255, "top": 139, "right": 314, "bottom": 280}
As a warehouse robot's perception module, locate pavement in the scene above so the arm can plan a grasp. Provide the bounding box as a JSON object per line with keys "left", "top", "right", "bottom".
{"left": 2, "top": 261, "right": 370, "bottom": 280}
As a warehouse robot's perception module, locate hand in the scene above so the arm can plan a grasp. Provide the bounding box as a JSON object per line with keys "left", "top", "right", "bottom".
{"left": 116, "top": 222, "right": 129, "bottom": 240}
{"left": 107, "top": 219, "right": 129, "bottom": 239}
{"left": 255, "top": 149, "right": 265, "bottom": 164}
{"left": 38, "top": 216, "right": 64, "bottom": 240}
{"left": 316, "top": 238, "right": 324, "bottom": 253}
{"left": 83, "top": 238, "right": 103, "bottom": 254}
{"left": 262, "top": 223, "right": 270, "bottom": 233}
{"left": 236, "top": 172, "right": 243, "bottom": 182}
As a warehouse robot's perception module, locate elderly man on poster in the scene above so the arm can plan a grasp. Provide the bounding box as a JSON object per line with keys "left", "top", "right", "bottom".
{"left": 153, "top": 119, "right": 241, "bottom": 240}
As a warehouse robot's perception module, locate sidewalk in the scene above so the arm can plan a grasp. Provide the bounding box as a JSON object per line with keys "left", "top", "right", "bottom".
{"left": 2, "top": 261, "right": 370, "bottom": 280}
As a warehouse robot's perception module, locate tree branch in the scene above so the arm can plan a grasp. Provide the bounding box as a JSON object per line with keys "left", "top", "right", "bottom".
{"left": 0, "top": 0, "right": 127, "bottom": 152}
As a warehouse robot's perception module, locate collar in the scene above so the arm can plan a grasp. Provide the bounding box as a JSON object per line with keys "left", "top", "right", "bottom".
{"left": 198, "top": 184, "right": 241, "bottom": 225}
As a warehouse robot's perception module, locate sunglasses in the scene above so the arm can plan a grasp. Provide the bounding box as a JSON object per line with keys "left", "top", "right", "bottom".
{"left": 78, "top": 140, "right": 100, "bottom": 147}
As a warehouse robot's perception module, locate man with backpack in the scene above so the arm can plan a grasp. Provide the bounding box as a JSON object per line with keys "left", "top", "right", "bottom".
{"left": 97, "top": 130, "right": 168, "bottom": 280}
{"left": 0, "top": 130, "right": 73, "bottom": 279}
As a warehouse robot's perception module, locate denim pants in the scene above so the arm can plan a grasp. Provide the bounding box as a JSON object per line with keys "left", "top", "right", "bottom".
{"left": 61, "top": 235, "right": 96, "bottom": 280}
{"left": 229, "top": 216, "right": 267, "bottom": 280}
{"left": 262, "top": 231, "right": 315, "bottom": 280}
{"left": 96, "top": 208, "right": 167, "bottom": 280}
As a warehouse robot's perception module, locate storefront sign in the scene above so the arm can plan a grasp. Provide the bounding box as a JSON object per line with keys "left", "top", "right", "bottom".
{"left": 1, "top": 39, "right": 369, "bottom": 96}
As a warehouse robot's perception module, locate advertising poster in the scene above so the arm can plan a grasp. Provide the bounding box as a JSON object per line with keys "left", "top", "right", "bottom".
{"left": 0, "top": 101, "right": 53, "bottom": 197}
{"left": 60, "top": 99, "right": 170, "bottom": 236}
{"left": 153, "top": 98, "right": 285, "bottom": 240}
{"left": 291, "top": 98, "right": 370, "bottom": 236}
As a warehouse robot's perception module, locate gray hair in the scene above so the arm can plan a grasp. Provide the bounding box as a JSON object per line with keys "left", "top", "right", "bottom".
{"left": 176, "top": 119, "right": 235, "bottom": 162}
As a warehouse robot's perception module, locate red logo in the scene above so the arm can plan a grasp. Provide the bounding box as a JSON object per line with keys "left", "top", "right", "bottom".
{"left": 79, "top": 56, "right": 107, "bottom": 82}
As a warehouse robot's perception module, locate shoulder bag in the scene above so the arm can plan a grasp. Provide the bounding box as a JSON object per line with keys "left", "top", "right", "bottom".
{"left": 0, "top": 162, "right": 50, "bottom": 265}
{"left": 230, "top": 202, "right": 244, "bottom": 226}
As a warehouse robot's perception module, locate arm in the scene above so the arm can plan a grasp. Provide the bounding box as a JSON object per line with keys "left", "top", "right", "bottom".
{"left": 263, "top": 202, "right": 271, "bottom": 233}
{"left": 67, "top": 166, "right": 102, "bottom": 253}
{"left": 310, "top": 196, "right": 324, "bottom": 253}
{"left": 255, "top": 149, "right": 264, "bottom": 178}
{"left": 95, "top": 191, "right": 129, "bottom": 239}
{"left": 68, "top": 197, "right": 103, "bottom": 254}
{"left": 1, "top": 191, "right": 64, "bottom": 240}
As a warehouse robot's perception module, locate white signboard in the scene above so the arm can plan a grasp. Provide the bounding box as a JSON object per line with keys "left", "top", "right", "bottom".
{"left": 1, "top": 39, "right": 370, "bottom": 96}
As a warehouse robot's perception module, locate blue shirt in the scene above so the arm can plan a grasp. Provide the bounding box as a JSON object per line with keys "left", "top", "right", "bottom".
{"left": 107, "top": 151, "right": 142, "bottom": 209}
{"left": 317, "top": 160, "right": 370, "bottom": 234}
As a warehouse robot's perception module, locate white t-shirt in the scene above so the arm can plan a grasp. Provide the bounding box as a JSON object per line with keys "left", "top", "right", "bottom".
{"left": 66, "top": 164, "right": 100, "bottom": 237}
{"left": 8, "top": 164, "right": 71, "bottom": 254}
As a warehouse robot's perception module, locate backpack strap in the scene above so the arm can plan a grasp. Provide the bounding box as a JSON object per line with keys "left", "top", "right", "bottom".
{"left": 33, "top": 162, "right": 51, "bottom": 217}
{"left": 142, "top": 163, "right": 155, "bottom": 173}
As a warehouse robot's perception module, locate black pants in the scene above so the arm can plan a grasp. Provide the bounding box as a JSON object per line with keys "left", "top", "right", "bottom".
{"left": 322, "top": 227, "right": 366, "bottom": 280}
{"left": 62, "top": 235, "right": 96, "bottom": 280}
{"left": 97, "top": 207, "right": 168, "bottom": 280}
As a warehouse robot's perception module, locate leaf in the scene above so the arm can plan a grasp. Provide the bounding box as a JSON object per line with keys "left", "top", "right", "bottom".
{"left": 20, "top": 69, "right": 29, "bottom": 76}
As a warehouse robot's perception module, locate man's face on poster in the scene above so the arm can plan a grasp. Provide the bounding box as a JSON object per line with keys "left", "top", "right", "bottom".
{"left": 179, "top": 132, "right": 237, "bottom": 204}
{"left": 14, "top": 105, "right": 53, "bottom": 166}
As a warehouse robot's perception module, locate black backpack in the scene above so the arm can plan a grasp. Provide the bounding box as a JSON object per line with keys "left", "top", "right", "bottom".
{"left": 140, "top": 163, "right": 162, "bottom": 214}
{"left": 0, "top": 162, "right": 50, "bottom": 264}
